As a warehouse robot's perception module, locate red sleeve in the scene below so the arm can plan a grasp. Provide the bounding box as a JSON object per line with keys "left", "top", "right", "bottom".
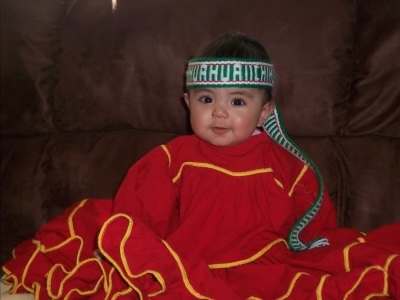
{"left": 112, "top": 145, "right": 179, "bottom": 238}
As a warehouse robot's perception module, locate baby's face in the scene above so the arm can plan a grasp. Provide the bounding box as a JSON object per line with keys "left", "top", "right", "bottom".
{"left": 184, "top": 87, "right": 273, "bottom": 147}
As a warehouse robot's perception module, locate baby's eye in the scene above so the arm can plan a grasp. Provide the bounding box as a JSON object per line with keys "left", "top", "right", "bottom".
{"left": 200, "top": 96, "right": 213, "bottom": 103}
{"left": 232, "top": 99, "right": 246, "bottom": 106}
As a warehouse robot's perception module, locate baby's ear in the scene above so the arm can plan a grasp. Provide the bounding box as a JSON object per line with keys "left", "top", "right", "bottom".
{"left": 183, "top": 93, "right": 190, "bottom": 107}
{"left": 258, "top": 101, "right": 275, "bottom": 126}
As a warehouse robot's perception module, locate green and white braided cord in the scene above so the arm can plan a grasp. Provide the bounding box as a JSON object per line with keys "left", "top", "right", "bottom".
{"left": 263, "top": 106, "right": 330, "bottom": 251}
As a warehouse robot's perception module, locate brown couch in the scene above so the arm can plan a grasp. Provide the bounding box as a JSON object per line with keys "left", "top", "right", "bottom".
{"left": 1, "top": 0, "right": 399, "bottom": 266}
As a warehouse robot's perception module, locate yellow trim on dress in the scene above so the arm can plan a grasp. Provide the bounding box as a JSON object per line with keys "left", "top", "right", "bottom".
{"left": 274, "top": 178, "right": 284, "bottom": 189}
{"left": 56, "top": 260, "right": 105, "bottom": 299}
{"left": 276, "top": 272, "right": 309, "bottom": 300}
{"left": 161, "top": 240, "right": 212, "bottom": 299}
{"left": 2, "top": 266, "right": 22, "bottom": 294}
{"left": 16, "top": 199, "right": 134, "bottom": 299}
{"left": 32, "top": 282, "right": 41, "bottom": 299}
{"left": 161, "top": 145, "right": 171, "bottom": 167}
{"left": 44, "top": 199, "right": 110, "bottom": 298}
{"left": 208, "top": 238, "right": 288, "bottom": 269}
{"left": 364, "top": 254, "right": 399, "bottom": 299}
{"left": 18, "top": 199, "right": 115, "bottom": 298}
{"left": 98, "top": 214, "right": 166, "bottom": 300}
{"left": 105, "top": 268, "right": 116, "bottom": 299}
{"left": 343, "top": 254, "right": 398, "bottom": 300}
{"left": 343, "top": 238, "right": 365, "bottom": 272}
{"left": 68, "top": 199, "right": 88, "bottom": 237}
{"left": 173, "top": 162, "right": 273, "bottom": 183}
{"left": 316, "top": 274, "right": 330, "bottom": 300}
{"left": 21, "top": 241, "right": 41, "bottom": 293}
{"left": 357, "top": 237, "right": 366, "bottom": 243}
{"left": 111, "top": 287, "right": 134, "bottom": 299}
{"left": 343, "top": 265, "right": 385, "bottom": 299}
{"left": 47, "top": 257, "right": 106, "bottom": 299}
{"left": 288, "top": 164, "right": 308, "bottom": 197}
{"left": 383, "top": 255, "right": 398, "bottom": 294}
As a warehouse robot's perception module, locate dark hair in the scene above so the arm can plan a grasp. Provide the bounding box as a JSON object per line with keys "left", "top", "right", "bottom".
{"left": 192, "top": 31, "right": 273, "bottom": 101}
{"left": 196, "top": 31, "right": 271, "bottom": 61}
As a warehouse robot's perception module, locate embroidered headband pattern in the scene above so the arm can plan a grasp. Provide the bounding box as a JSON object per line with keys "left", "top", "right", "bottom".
{"left": 186, "top": 58, "right": 274, "bottom": 90}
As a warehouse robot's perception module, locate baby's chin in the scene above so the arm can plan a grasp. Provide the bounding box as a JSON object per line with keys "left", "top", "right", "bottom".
{"left": 194, "top": 128, "right": 257, "bottom": 147}
{"left": 201, "top": 136, "right": 250, "bottom": 147}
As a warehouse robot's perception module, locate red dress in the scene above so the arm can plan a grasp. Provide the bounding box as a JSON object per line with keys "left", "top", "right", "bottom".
{"left": 2, "top": 133, "right": 399, "bottom": 299}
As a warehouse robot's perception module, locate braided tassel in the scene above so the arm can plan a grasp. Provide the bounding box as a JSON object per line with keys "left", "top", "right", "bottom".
{"left": 263, "top": 106, "right": 329, "bottom": 251}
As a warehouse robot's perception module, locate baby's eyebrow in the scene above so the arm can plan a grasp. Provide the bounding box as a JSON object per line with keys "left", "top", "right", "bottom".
{"left": 229, "top": 90, "right": 255, "bottom": 98}
{"left": 189, "top": 88, "right": 212, "bottom": 97}
{"left": 191, "top": 88, "right": 213, "bottom": 95}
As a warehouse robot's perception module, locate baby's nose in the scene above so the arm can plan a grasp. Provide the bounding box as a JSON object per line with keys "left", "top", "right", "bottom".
{"left": 212, "top": 105, "right": 229, "bottom": 118}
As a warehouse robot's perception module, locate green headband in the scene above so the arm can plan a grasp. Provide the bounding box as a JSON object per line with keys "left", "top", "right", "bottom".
{"left": 186, "top": 58, "right": 274, "bottom": 90}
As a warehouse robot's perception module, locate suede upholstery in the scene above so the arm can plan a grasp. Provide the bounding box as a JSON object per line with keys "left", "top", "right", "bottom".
{"left": 1, "top": 0, "right": 399, "bottom": 266}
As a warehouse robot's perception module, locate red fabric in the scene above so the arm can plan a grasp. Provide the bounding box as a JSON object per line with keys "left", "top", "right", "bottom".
{"left": 2, "top": 133, "right": 399, "bottom": 299}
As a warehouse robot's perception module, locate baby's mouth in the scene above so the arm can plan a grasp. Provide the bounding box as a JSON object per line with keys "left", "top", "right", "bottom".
{"left": 211, "top": 127, "right": 229, "bottom": 134}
